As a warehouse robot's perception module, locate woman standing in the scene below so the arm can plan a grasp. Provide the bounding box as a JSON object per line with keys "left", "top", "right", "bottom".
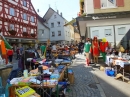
{"left": 92, "top": 37, "right": 100, "bottom": 64}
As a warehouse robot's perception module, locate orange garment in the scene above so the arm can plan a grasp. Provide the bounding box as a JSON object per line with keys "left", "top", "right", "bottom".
{"left": 0, "top": 40, "right": 6, "bottom": 55}
{"left": 92, "top": 41, "right": 99, "bottom": 56}
{"left": 0, "top": 40, "right": 8, "bottom": 64}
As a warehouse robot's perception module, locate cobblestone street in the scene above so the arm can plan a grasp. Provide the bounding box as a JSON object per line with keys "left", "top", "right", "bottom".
{"left": 68, "top": 54, "right": 102, "bottom": 97}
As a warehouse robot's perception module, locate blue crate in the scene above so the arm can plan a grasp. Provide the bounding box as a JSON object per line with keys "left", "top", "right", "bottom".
{"left": 105, "top": 69, "right": 115, "bottom": 77}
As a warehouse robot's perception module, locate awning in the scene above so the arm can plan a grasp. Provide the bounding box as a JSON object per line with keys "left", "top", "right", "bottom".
{"left": 64, "top": 13, "right": 86, "bottom": 26}
{"left": 80, "top": 0, "right": 84, "bottom": 2}
{"left": 87, "top": 11, "right": 130, "bottom": 17}
{"left": 64, "top": 19, "right": 76, "bottom": 26}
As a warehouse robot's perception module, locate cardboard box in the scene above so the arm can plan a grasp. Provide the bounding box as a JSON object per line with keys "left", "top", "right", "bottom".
{"left": 68, "top": 73, "right": 74, "bottom": 84}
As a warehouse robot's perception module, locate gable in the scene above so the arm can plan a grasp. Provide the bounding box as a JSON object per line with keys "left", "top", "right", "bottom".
{"left": 43, "top": 8, "right": 68, "bottom": 22}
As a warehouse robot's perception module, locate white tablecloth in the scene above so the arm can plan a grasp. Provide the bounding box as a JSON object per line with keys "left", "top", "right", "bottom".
{"left": 105, "top": 56, "right": 114, "bottom": 66}
{"left": 114, "top": 60, "right": 130, "bottom": 68}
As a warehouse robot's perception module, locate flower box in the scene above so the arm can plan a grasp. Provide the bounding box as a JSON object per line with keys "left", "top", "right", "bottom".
{"left": 30, "top": 33, "right": 36, "bottom": 37}
{"left": 22, "top": 32, "right": 29, "bottom": 36}
{"left": 8, "top": 30, "right": 17, "bottom": 35}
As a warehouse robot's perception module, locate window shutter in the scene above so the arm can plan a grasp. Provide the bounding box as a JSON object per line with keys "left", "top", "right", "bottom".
{"left": 93, "top": 0, "right": 101, "bottom": 9}
{"left": 116, "top": 0, "right": 124, "bottom": 7}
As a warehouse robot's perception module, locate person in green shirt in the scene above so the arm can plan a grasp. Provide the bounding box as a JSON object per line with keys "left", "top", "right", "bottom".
{"left": 40, "top": 43, "right": 46, "bottom": 56}
{"left": 84, "top": 38, "right": 92, "bottom": 66}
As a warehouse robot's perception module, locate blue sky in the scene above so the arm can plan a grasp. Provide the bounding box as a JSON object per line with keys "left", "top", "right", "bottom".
{"left": 31, "top": 0, "right": 80, "bottom": 21}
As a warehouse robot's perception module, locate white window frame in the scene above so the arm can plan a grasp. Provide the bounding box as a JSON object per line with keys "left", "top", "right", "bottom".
{"left": 31, "top": 16, "right": 34, "bottom": 22}
{"left": 101, "top": 0, "right": 117, "bottom": 9}
{"left": 10, "top": 8, "right": 15, "bottom": 16}
{"left": 52, "top": 32, "right": 55, "bottom": 37}
{"left": 23, "top": 13, "right": 27, "bottom": 20}
{"left": 57, "top": 22, "right": 60, "bottom": 27}
{"left": 31, "top": 29, "right": 34, "bottom": 34}
{"left": 23, "top": 0, "right": 27, "bottom": 7}
{"left": 104, "top": 29, "right": 112, "bottom": 37}
{"left": 118, "top": 27, "right": 126, "bottom": 35}
{"left": 9, "top": 24, "right": 14, "bottom": 30}
{"left": 92, "top": 30, "right": 99, "bottom": 38}
{"left": 23, "top": 27, "right": 27, "bottom": 32}
{"left": 54, "top": 15, "right": 56, "bottom": 18}
{"left": 58, "top": 31, "right": 61, "bottom": 36}
{"left": 51, "top": 23, "right": 54, "bottom": 28}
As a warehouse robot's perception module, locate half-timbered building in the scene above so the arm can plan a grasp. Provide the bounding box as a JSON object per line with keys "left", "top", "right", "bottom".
{"left": 0, "top": 0, "right": 37, "bottom": 44}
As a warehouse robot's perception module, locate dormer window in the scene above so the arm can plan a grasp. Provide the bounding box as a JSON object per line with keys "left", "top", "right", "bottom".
{"left": 23, "top": 0, "right": 27, "bottom": 7}
{"left": 54, "top": 15, "right": 56, "bottom": 18}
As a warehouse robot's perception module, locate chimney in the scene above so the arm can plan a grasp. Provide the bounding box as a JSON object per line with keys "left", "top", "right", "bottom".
{"left": 60, "top": 12, "right": 62, "bottom": 17}
{"left": 57, "top": 10, "right": 59, "bottom": 14}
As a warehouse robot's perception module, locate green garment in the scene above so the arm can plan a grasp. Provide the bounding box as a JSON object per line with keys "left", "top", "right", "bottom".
{"left": 40, "top": 45, "right": 46, "bottom": 52}
{"left": 84, "top": 42, "right": 91, "bottom": 53}
{"left": 101, "top": 52, "right": 106, "bottom": 62}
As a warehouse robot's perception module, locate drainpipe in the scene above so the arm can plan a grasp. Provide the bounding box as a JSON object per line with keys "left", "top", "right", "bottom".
{"left": 113, "top": 25, "right": 116, "bottom": 49}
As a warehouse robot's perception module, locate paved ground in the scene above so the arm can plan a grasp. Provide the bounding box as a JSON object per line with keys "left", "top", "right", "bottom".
{"left": 67, "top": 54, "right": 130, "bottom": 97}
{"left": 93, "top": 67, "right": 130, "bottom": 97}
{"left": 67, "top": 54, "right": 102, "bottom": 97}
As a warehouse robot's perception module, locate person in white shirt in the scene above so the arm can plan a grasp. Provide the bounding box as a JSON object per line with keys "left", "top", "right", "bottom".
{"left": 52, "top": 43, "right": 57, "bottom": 51}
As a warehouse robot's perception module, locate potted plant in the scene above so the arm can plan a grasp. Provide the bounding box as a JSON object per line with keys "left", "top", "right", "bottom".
{"left": 30, "top": 33, "right": 36, "bottom": 37}
{"left": 22, "top": 32, "right": 29, "bottom": 36}
{"left": 8, "top": 30, "right": 17, "bottom": 35}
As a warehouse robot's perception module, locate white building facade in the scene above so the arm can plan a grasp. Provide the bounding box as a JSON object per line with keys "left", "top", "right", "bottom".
{"left": 43, "top": 8, "right": 74, "bottom": 44}
{"left": 37, "top": 15, "right": 50, "bottom": 43}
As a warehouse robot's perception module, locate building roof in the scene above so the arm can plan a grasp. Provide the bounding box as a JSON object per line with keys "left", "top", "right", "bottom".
{"left": 37, "top": 14, "right": 49, "bottom": 29}
{"left": 43, "top": 7, "right": 68, "bottom": 22}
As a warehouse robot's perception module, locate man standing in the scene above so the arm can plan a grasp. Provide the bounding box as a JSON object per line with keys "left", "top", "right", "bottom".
{"left": 84, "top": 38, "right": 92, "bottom": 66}
{"left": 40, "top": 43, "right": 46, "bottom": 56}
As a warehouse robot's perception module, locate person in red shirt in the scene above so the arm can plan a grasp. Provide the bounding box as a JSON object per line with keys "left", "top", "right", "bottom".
{"left": 7, "top": 49, "right": 14, "bottom": 63}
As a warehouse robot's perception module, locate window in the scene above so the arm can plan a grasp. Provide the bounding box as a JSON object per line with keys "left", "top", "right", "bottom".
{"left": 57, "top": 22, "right": 60, "bottom": 27}
{"left": 23, "top": 0, "right": 27, "bottom": 7}
{"left": 52, "top": 32, "right": 55, "bottom": 37}
{"left": 23, "top": 13, "right": 27, "bottom": 20}
{"left": 51, "top": 23, "right": 54, "bottom": 28}
{"left": 9, "top": 24, "right": 14, "bottom": 30}
{"left": 23, "top": 27, "right": 27, "bottom": 32}
{"left": 118, "top": 27, "right": 125, "bottom": 35}
{"left": 104, "top": 29, "right": 112, "bottom": 37}
{"left": 31, "top": 16, "right": 34, "bottom": 22}
{"left": 92, "top": 30, "right": 99, "bottom": 38}
{"left": 31, "top": 29, "right": 34, "bottom": 34}
{"left": 101, "top": 0, "right": 116, "bottom": 8}
{"left": 42, "top": 30, "right": 44, "bottom": 35}
{"left": 58, "top": 31, "right": 61, "bottom": 36}
{"left": 54, "top": 15, "right": 56, "bottom": 18}
{"left": 10, "top": 8, "right": 15, "bottom": 16}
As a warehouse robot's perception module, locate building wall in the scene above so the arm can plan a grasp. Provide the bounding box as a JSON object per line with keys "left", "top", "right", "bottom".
{"left": 0, "top": 0, "right": 37, "bottom": 39}
{"left": 74, "top": 33, "right": 80, "bottom": 42}
{"left": 38, "top": 20, "right": 50, "bottom": 42}
{"left": 84, "top": 0, "right": 130, "bottom": 14}
{"left": 48, "top": 12, "right": 65, "bottom": 42}
{"left": 94, "top": 0, "right": 130, "bottom": 13}
{"left": 87, "top": 18, "right": 130, "bottom": 48}
{"left": 48, "top": 12, "right": 73, "bottom": 43}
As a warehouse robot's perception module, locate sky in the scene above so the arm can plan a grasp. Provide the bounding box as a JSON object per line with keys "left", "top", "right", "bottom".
{"left": 31, "top": 0, "right": 80, "bottom": 21}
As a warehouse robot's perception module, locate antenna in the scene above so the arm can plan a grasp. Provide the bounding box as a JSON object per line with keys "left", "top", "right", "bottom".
{"left": 49, "top": 4, "right": 50, "bottom": 8}
{"left": 55, "top": 2, "right": 57, "bottom": 11}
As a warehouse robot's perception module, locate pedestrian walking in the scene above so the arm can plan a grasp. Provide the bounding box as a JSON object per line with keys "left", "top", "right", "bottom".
{"left": 16, "top": 46, "right": 20, "bottom": 60}
{"left": 7, "top": 49, "right": 14, "bottom": 64}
